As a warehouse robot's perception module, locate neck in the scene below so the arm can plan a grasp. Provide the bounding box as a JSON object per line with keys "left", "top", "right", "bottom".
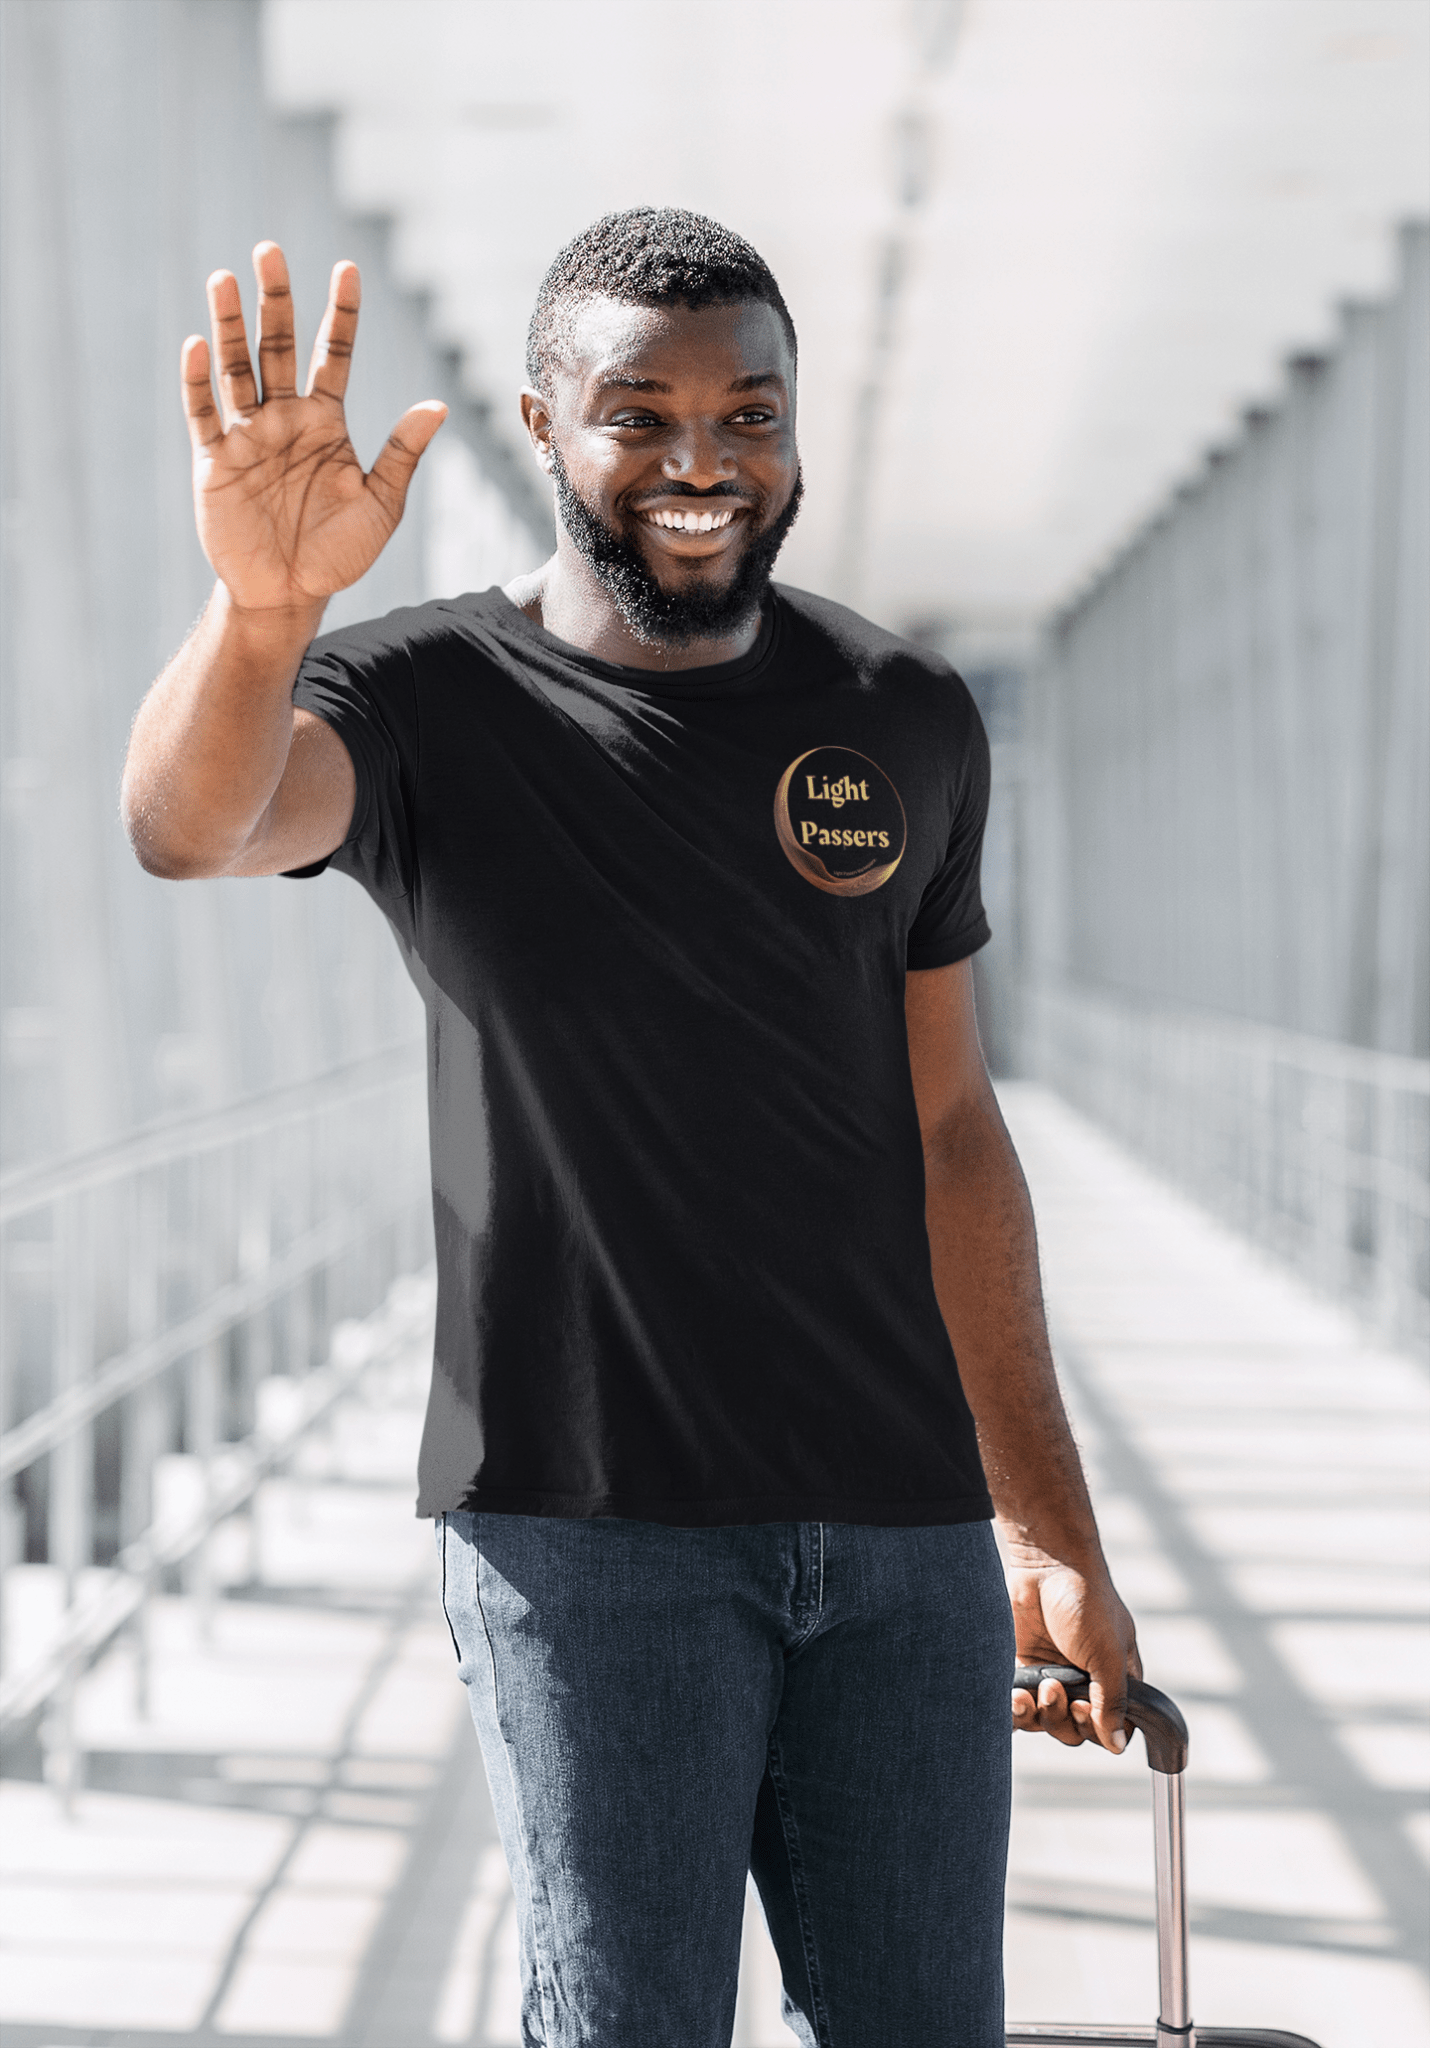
{"left": 504, "top": 534, "right": 763, "bottom": 671}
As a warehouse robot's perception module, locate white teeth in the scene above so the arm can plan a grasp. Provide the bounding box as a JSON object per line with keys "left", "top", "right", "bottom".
{"left": 648, "top": 507, "right": 734, "bottom": 532}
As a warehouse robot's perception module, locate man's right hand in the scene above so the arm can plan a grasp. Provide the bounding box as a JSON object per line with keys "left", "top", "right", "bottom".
{"left": 123, "top": 243, "right": 446, "bottom": 881}
{"left": 183, "top": 242, "right": 446, "bottom": 611}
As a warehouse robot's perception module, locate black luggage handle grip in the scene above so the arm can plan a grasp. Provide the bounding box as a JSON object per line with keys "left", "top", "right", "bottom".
{"left": 1013, "top": 1664, "right": 1190, "bottom": 1775}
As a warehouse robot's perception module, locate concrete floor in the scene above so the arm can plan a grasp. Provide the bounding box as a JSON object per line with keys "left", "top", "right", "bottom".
{"left": 0, "top": 1084, "right": 1425, "bottom": 2045}
{"left": 998, "top": 1086, "right": 1429, "bottom": 2043}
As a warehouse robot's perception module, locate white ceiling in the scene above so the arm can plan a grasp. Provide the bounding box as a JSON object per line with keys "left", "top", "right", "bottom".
{"left": 264, "top": 0, "right": 1430, "bottom": 650}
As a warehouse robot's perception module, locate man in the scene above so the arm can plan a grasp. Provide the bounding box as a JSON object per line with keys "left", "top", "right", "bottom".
{"left": 124, "top": 208, "right": 1138, "bottom": 2046}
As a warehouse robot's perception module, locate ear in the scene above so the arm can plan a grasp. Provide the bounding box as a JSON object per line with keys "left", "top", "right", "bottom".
{"left": 520, "top": 389, "right": 556, "bottom": 474}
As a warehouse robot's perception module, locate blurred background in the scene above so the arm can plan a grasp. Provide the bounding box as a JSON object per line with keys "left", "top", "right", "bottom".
{"left": 1, "top": 2, "right": 1426, "bottom": 2043}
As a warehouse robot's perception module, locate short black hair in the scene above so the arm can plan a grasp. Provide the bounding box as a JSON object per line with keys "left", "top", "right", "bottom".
{"left": 526, "top": 207, "right": 797, "bottom": 391}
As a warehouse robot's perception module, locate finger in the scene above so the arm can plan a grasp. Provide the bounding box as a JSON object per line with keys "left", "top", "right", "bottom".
{"left": 306, "top": 260, "right": 361, "bottom": 401}
{"left": 180, "top": 335, "right": 223, "bottom": 451}
{"left": 1011, "top": 1687, "right": 1038, "bottom": 1731}
{"left": 1037, "top": 1677, "right": 1085, "bottom": 1747}
{"left": 365, "top": 401, "right": 449, "bottom": 521}
{"left": 252, "top": 241, "right": 298, "bottom": 401}
{"left": 1088, "top": 1663, "right": 1130, "bottom": 1754}
{"left": 207, "top": 270, "right": 257, "bottom": 423}
{"left": 1036, "top": 1678, "right": 1067, "bottom": 1723}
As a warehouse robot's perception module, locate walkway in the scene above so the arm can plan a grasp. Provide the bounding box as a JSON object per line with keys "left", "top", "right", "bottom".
{"left": 0, "top": 1085, "right": 1425, "bottom": 2045}
{"left": 998, "top": 1085, "right": 1429, "bottom": 2042}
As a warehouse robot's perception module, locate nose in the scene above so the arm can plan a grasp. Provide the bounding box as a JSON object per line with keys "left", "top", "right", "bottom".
{"left": 661, "top": 421, "right": 737, "bottom": 488}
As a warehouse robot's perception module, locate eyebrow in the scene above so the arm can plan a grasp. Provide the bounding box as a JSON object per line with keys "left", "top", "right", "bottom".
{"left": 592, "top": 370, "right": 786, "bottom": 398}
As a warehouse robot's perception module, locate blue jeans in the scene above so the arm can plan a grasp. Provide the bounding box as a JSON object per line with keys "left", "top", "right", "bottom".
{"left": 438, "top": 1512, "right": 1014, "bottom": 2046}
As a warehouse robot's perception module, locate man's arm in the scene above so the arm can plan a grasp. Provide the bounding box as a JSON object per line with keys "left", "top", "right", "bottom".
{"left": 121, "top": 242, "right": 444, "bottom": 878}
{"left": 905, "top": 957, "right": 1140, "bottom": 1751}
{"left": 124, "top": 589, "right": 351, "bottom": 878}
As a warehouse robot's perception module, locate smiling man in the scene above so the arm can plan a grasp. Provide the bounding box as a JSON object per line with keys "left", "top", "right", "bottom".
{"left": 123, "top": 208, "right": 1138, "bottom": 2047}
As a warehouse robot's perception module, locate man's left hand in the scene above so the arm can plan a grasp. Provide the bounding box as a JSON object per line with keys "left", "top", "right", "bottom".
{"left": 1007, "top": 1562, "right": 1141, "bottom": 1753}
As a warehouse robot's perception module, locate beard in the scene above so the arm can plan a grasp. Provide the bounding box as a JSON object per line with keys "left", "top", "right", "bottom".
{"left": 550, "top": 446, "right": 804, "bottom": 650}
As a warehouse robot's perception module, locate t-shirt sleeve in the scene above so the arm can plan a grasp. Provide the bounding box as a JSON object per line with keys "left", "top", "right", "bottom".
{"left": 905, "top": 683, "right": 992, "bottom": 970}
{"left": 284, "top": 614, "right": 420, "bottom": 905}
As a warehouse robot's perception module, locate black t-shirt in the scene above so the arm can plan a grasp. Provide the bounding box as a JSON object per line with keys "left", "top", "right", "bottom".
{"left": 291, "top": 583, "right": 994, "bottom": 1527}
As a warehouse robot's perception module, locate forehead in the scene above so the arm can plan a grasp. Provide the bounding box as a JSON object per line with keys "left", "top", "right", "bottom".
{"left": 556, "top": 295, "right": 793, "bottom": 394}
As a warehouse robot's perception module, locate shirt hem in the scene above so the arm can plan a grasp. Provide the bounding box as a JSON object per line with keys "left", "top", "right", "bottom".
{"left": 419, "top": 1487, "right": 995, "bottom": 1528}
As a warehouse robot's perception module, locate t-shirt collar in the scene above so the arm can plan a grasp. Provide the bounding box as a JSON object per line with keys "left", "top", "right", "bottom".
{"left": 492, "top": 586, "right": 781, "bottom": 697}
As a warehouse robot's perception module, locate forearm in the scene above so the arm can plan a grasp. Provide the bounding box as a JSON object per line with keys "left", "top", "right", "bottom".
{"left": 905, "top": 963, "right": 1136, "bottom": 1741}
{"left": 923, "top": 1088, "right": 1107, "bottom": 1578}
{"left": 122, "top": 581, "right": 325, "bottom": 877}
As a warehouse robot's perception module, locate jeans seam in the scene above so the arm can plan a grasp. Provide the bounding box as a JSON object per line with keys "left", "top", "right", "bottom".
{"left": 765, "top": 1734, "right": 833, "bottom": 2047}
{"left": 437, "top": 1515, "right": 463, "bottom": 1663}
{"left": 788, "top": 1522, "right": 824, "bottom": 1651}
{"left": 471, "top": 1534, "right": 556, "bottom": 2046}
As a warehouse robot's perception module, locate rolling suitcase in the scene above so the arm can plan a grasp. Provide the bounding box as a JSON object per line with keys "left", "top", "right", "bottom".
{"left": 1006, "top": 1666, "right": 1323, "bottom": 2048}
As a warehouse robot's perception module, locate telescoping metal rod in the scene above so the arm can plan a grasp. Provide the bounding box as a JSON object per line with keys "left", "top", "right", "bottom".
{"left": 1153, "top": 1763, "right": 1192, "bottom": 2044}
{"left": 1012, "top": 1664, "right": 1195, "bottom": 2045}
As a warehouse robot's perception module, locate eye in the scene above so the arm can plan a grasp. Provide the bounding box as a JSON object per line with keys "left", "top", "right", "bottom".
{"left": 611, "top": 410, "right": 661, "bottom": 430}
{"left": 730, "top": 407, "right": 777, "bottom": 426}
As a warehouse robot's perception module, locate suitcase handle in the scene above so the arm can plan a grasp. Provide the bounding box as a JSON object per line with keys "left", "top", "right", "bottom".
{"left": 1013, "top": 1665, "right": 1193, "bottom": 2039}
{"left": 1013, "top": 1665, "right": 1189, "bottom": 1775}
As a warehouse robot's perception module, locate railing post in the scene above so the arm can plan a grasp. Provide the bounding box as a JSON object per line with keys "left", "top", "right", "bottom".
{"left": 182, "top": 1128, "right": 217, "bottom": 1639}
{"left": 0, "top": 1213, "right": 22, "bottom": 1675}
{"left": 41, "top": 1672, "right": 81, "bottom": 1819}
{"left": 187, "top": 1338, "right": 219, "bottom": 1636}
{"left": 1376, "top": 1075, "right": 1404, "bottom": 1345}
{"left": 123, "top": 1170, "right": 165, "bottom": 1714}
{"left": 49, "top": 1192, "right": 92, "bottom": 1599}
{"left": 45, "top": 1190, "right": 93, "bottom": 1812}
{"left": 238, "top": 1136, "right": 271, "bottom": 1587}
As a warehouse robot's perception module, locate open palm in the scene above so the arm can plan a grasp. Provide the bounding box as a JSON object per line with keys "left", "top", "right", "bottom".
{"left": 182, "top": 242, "right": 445, "bottom": 611}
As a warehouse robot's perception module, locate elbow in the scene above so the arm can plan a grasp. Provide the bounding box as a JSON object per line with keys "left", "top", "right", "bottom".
{"left": 131, "top": 840, "right": 208, "bottom": 881}
{"left": 125, "top": 824, "right": 204, "bottom": 882}
{"left": 120, "top": 778, "right": 224, "bottom": 881}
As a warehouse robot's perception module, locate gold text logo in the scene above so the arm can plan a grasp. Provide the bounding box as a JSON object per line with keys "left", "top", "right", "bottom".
{"left": 774, "top": 746, "right": 907, "bottom": 896}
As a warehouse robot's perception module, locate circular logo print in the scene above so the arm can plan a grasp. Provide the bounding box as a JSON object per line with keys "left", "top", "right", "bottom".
{"left": 774, "top": 746, "right": 907, "bottom": 896}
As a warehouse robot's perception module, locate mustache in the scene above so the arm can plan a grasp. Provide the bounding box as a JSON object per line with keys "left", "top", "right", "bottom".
{"left": 627, "top": 482, "right": 753, "bottom": 506}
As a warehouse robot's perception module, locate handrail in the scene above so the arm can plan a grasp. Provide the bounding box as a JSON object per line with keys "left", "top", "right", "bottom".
{"left": 0, "top": 1272, "right": 436, "bottom": 1733}
{"left": 1057, "top": 982, "right": 1430, "bottom": 1094}
{"left": 0, "top": 1038, "right": 424, "bottom": 1223}
{"left": 0, "top": 1196, "right": 406, "bottom": 1480}
{"left": 1030, "top": 978, "right": 1430, "bottom": 1351}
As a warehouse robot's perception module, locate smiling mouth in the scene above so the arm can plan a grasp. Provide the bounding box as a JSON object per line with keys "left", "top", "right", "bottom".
{"left": 638, "top": 505, "right": 741, "bottom": 534}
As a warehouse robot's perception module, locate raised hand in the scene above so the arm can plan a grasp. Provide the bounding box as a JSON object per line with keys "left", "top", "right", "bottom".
{"left": 181, "top": 242, "right": 446, "bottom": 613}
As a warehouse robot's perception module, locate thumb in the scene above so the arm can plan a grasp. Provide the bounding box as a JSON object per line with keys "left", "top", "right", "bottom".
{"left": 366, "top": 400, "right": 448, "bottom": 520}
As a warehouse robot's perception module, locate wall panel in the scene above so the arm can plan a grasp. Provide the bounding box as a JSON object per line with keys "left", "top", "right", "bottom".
{"left": 1025, "top": 224, "right": 1429, "bottom": 1343}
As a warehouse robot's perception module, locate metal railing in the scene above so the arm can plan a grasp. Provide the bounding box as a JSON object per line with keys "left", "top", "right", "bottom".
{"left": 0, "top": 1042, "right": 434, "bottom": 1782}
{"left": 1026, "top": 979, "right": 1430, "bottom": 1353}
{"left": 1, "top": 1276, "right": 435, "bottom": 1805}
